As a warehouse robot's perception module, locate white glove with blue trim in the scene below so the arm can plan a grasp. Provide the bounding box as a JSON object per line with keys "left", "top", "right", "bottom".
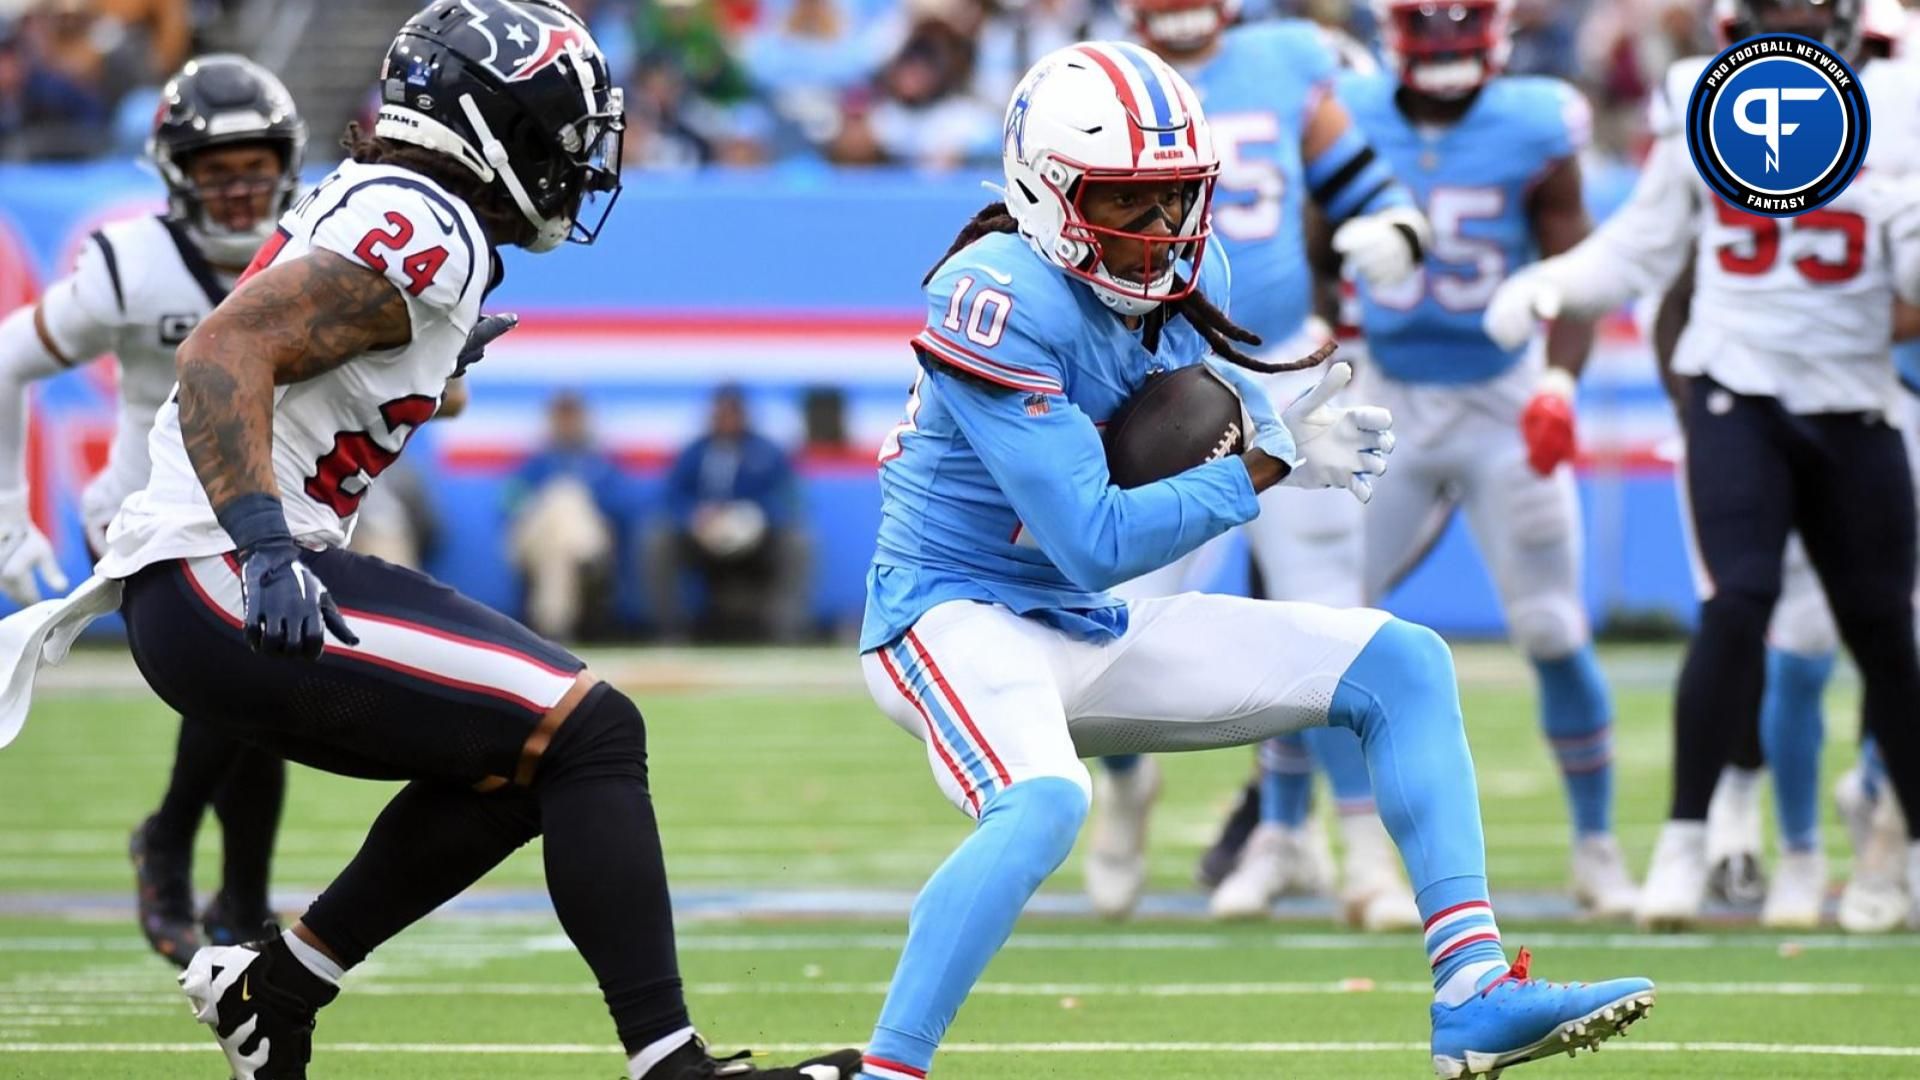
{"left": 1276, "top": 362, "right": 1395, "bottom": 504}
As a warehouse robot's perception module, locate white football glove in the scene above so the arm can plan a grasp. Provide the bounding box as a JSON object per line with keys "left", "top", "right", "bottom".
{"left": 1331, "top": 206, "right": 1430, "bottom": 289}
{"left": 1483, "top": 266, "right": 1564, "bottom": 351}
{"left": 0, "top": 489, "right": 67, "bottom": 606}
{"left": 1279, "top": 362, "right": 1395, "bottom": 504}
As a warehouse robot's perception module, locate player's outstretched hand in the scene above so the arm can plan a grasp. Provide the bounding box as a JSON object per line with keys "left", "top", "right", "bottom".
{"left": 0, "top": 490, "right": 67, "bottom": 606}
{"left": 1204, "top": 357, "right": 1297, "bottom": 464}
{"left": 237, "top": 539, "right": 358, "bottom": 660}
{"left": 1331, "top": 206, "right": 1430, "bottom": 289}
{"left": 453, "top": 312, "right": 519, "bottom": 378}
{"left": 1484, "top": 267, "right": 1563, "bottom": 350}
{"left": 1521, "top": 367, "right": 1578, "bottom": 475}
{"left": 1278, "top": 361, "right": 1395, "bottom": 503}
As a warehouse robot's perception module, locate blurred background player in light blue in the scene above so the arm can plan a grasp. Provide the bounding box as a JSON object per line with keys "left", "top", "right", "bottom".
{"left": 1083, "top": 0, "right": 1434, "bottom": 930}
{"left": 1336, "top": 0, "right": 1638, "bottom": 917}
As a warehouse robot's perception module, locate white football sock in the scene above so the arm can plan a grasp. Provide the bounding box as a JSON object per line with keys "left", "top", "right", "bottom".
{"left": 1434, "top": 959, "right": 1508, "bottom": 1008}
{"left": 628, "top": 1024, "right": 697, "bottom": 1080}
{"left": 280, "top": 929, "right": 343, "bottom": 986}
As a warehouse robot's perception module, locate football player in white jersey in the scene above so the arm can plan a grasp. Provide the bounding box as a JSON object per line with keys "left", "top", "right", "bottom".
{"left": 1486, "top": 0, "right": 1920, "bottom": 930}
{"left": 0, "top": 55, "right": 316, "bottom": 965}
{"left": 1653, "top": 0, "right": 1920, "bottom": 931}
{"left": 0, "top": 3, "right": 859, "bottom": 1079}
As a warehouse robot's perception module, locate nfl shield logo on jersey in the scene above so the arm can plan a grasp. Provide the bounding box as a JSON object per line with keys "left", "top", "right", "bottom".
{"left": 1685, "top": 32, "right": 1870, "bottom": 216}
{"left": 1024, "top": 392, "right": 1050, "bottom": 417}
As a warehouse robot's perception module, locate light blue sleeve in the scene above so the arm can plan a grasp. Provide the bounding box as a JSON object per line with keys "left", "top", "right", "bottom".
{"left": 1534, "top": 78, "right": 1593, "bottom": 164}
{"left": 927, "top": 357, "right": 1260, "bottom": 593}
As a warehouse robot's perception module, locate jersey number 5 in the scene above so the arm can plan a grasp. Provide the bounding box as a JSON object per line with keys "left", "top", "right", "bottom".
{"left": 354, "top": 212, "right": 450, "bottom": 296}
{"left": 305, "top": 395, "right": 440, "bottom": 516}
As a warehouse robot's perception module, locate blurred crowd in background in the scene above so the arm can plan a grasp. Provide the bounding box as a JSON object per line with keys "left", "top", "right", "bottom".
{"left": 0, "top": 0, "right": 1730, "bottom": 167}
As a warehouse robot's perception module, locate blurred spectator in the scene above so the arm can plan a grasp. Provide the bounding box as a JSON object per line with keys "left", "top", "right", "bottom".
{"left": 505, "top": 392, "right": 628, "bottom": 642}
{"left": 740, "top": 0, "right": 894, "bottom": 157}
{"left": 644, "top": 385, "right": 810, "bottom": 643}
{"left": 971, "top": 0, "right": 1099, "bottom": 109}
{"left": 349, "top": 462, "right": 442, "bottom": 571}
{"left": 90, "top": 0, "right": 191, "bottom": 87}
{"left": 802, "top": 385, "right": 851, "bottom": 455}
{"left": 1578, "top": 0, "right": 1711, "bottom": 156}
{"left": 865, "top": 0, "right": 1000, "bottom": 169}
{"left": 1506, "top": 0, "right": 1584, "bottom": 80}
{"left": 0, "top": 13, "right": 106, "bottom": 161}
{"left": 630, "top": 0, "right": 773, "bottom": 167}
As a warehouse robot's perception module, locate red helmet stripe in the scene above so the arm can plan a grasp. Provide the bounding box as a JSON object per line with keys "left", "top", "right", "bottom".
{"left": 1075, "top": 44, "right": 1146, "bottom": 161}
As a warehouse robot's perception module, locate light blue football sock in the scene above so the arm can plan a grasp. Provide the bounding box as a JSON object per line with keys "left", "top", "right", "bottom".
{"left": 862, "top": 777, "right": 1087, "bottom": 1078}
{"left": 1329, "top": 619, "right": 1504, "bottom": 991}
{"left": 1257, "top": 734, "right": 1314, "bottom": 827}
{"left": 1760, "top": 647, "right": 1834, "bottom": 853}
{"left": 1304, "top": 723, "right": 1375, "bottom": 815}
{"left": 1532, "top": 647, "right": 1615, "bottom": 837}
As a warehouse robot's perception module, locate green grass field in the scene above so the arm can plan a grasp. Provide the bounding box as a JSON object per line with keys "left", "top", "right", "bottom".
{"left": 1, "top": 642, "right": 1914, "bottom": 1079}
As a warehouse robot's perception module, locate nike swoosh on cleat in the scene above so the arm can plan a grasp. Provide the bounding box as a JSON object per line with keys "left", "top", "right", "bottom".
{"left": 978, "top": 266, "right": 1013, "bottom": 286}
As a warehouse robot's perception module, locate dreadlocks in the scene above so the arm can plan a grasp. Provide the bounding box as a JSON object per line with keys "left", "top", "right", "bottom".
{"left": 925, "top": 202, "right": 1328, "bottom": 374}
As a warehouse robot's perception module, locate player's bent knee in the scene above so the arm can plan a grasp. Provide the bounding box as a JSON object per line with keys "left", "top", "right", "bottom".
{"left": 536, "top": 683, "right": 648, "bottom": 787}
{"left": 1507, "top": 597, "right": 1587, "bottom": 660}
{"left": 1331, "top": 618, "right": 1459, "bottom": 737}
{"left": 982, "top": 775, "right": 1089, "bottom": 868}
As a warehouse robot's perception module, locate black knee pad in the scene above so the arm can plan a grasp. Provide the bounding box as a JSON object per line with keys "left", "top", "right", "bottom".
{"left": 538, "top": 683, "right": 649, "bottom": 788}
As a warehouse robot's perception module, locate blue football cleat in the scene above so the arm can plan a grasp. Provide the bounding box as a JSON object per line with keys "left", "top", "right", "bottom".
{"left": 1430, "top": 948, "right": 1656, "bottom": 1078}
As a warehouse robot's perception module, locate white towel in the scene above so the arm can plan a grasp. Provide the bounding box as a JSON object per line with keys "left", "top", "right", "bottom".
{"left": 0, "top": 574, "right": 124, "bottom": 749}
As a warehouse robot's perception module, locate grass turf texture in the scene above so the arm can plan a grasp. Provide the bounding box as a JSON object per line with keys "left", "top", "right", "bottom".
{"left": 0, "top": 643, "right": 1911, "bottom": 1079}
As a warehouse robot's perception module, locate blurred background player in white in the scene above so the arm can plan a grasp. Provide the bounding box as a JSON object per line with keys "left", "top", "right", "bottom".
{"left": 0, "top": 54, "right": 309, "bottom": 964}
{"left": 1487, "top": 0, "right": 1920, "bottom": 931}
{"left": 1338, "top": 0, "right": 1638, "bottom": 918}
{"left": 1084, "top": 0, "right": 1432, "bottom": 929}
{"left": 1640, "top": 0, "right": 1920, "bottom": 930}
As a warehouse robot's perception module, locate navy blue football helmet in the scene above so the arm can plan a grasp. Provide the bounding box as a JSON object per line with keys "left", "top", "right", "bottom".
{"left": 375, "top": 0, "right": 624, "bottom": 251}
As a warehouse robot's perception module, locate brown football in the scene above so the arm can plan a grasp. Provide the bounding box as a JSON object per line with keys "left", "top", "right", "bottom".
{"left": 1102, "top": 363, "right": 1248, "bottom": 489}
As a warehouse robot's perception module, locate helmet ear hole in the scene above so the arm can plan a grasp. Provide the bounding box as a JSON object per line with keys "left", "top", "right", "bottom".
{"left": 1016, "top": 179, "right": 1041, "bottom": 206}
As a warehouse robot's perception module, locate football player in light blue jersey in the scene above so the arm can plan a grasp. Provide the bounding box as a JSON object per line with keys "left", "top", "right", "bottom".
{"left": 852, "top": 40, "right": 1653, "bottom": 1080}
{"left": 1083, "top": 0, "right": 1435, "bottom": 930}
{"left": 1338, "top": 0, "right": 1640, "bottom": 918}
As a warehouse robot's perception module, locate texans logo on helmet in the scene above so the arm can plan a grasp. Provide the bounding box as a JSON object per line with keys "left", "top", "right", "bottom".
{"left": 456, "top": 0, "right": 590, "bottom": 85}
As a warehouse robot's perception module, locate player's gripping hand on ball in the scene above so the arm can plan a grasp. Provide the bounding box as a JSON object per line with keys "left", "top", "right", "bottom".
{"left": 1209, "top": 357, "right": 1394, "bottom": 503}
{"left": 220, "top": 492, "right": 357, "bottom": 659}
{"left": 0, "top": 490, "right": 66, "bottom": 606}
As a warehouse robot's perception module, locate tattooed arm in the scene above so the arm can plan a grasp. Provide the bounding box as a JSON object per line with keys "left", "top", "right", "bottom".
{"left": 175, "top": 250, "right": 411, "bottom": 511}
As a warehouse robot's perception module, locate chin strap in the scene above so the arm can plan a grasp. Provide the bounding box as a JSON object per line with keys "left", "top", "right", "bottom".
{"left": 458, "top": 94, "right": 567, "bottom": 252}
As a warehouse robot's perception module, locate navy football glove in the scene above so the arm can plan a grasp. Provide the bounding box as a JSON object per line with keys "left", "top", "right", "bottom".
{"left": 454, "top": 312, "right": 518, "bottom": 378}
{"left": 237, "top": 540, "right": 357, "bottom": 659}
{"left": 217, "top": 494, "right": 358, "bottom": 659}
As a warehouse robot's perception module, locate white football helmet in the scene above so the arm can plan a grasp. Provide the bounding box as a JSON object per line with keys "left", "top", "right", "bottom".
{"left": 1001, "top": 41, "right": 1219, "bottom": 316}
{"left": 1374, "top": 0, "right": 1514, "bottom": 99}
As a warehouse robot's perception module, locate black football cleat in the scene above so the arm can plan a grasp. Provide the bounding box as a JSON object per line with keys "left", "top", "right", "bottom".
{"left": 203, "top": 891, "right": 281, "bottom": 949}
{"left": 129, "top": 816, "right": 201, "bottom": 968}
{"left": 179, "top": 941, "right": 333, "bottom": 1080}
{"left": 644, "top": 1038, "right": 863, "bottom": 1079}
{"left": 1194, "top": 779, "right": 1262, "bottom": 890}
